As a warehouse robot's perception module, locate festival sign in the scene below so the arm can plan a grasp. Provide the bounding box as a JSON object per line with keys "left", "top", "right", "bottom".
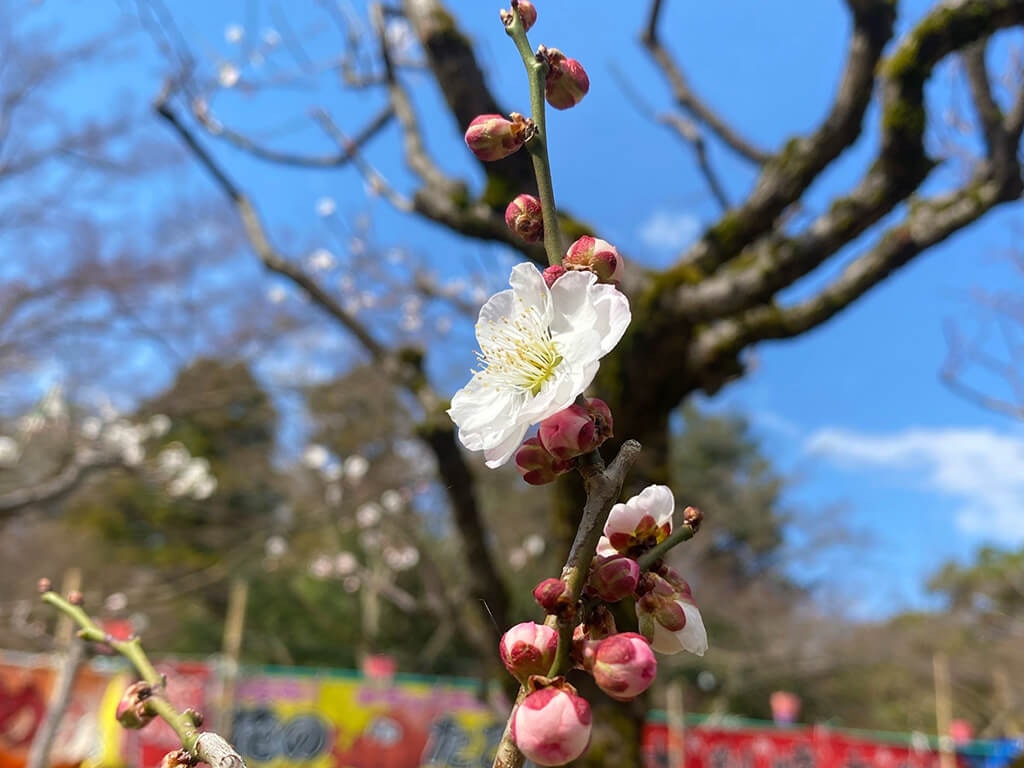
{"left": 643, "top": 722, "right": 964, "bottom": 768}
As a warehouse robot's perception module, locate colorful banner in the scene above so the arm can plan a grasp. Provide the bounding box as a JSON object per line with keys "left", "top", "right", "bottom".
{"left": 643, "top": 723, "right": 964, "bottom": 768}
{"left": 0, "top": 653, "right": 115, "bottom": 768}
{"left": 2, "top": 653, "right": 1018, "bottom": 768}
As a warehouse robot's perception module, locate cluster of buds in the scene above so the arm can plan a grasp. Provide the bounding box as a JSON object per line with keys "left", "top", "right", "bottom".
{"left": 500, "top": 485, "right": 706, "bottom": 765}
{"left": 515, "top": 397, "right": 613, "bottom": 484}
{"left": 465, "top": 3, "right": 589, "bottom": 165}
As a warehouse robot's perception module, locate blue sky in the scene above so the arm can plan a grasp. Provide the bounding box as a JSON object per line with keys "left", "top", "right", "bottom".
{"left": 22, "top": 0, "right": 1024, "bottom": 617}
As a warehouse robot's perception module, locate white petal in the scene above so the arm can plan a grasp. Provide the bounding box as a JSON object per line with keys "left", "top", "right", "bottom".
{"left": 678, "top": 602, "right": 708, "bottom": 656}
{"left": 595, "top": 536, "right": 616, "bottom": 557}
{"left": 589, "top": 283, "right": 632, "bottom": 356}
{"left": 634, "top": 484, "right": 676, "bottom": 528}
{"left": 483, "top": 424, "right": 531, "bottom": 468}
{"left": 508, "top": 262, "right": 551, "bottom": 316}
{"left": 650, "top": 621, "right": 684, "bottom": 655}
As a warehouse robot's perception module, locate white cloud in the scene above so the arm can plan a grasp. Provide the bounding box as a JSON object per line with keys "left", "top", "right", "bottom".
{"left": 638, "top": 209, "right": 700, "bottom": 252}
{"left": 806, "top": 426, "right": 1024, "bottom": 542}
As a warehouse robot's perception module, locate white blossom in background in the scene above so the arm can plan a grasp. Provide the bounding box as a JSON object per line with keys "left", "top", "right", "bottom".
{"left": 380, "top": 489, "right": 403, "bottom": 513}
{"left": 148, "top": 414, "right": 171, "bottom": 438}
{"left": 156, "top": 443, "right": 190, "bottom": 476}
{"left": 523, "top": 534, "right": 545, "bottom": 557}
{"left": 0, "top": 436, "right": 21, "bottom": 467}
{"left": 40, "top": 387, "right": 67, "bottom": 421}
{"left": 508, "top": 548, "right": 528, "bottom": 571}
{"left": 342, "top": 575, "right": 361, "bottom": 593}
{"left": 225, "top": 23, "right": 244, "bottom": 43}
{"left": 104, "top": 592, "right": 128, "bottom": 613}
{"left": 435, "top": 316, "right": 452, "bottom": 335}
{"left": 265, "top": 535, "right": 288, "bottom": 559}
{"left": 356, "top": 502, "right": 382, "bottom": 528}
{"left": 334, "top": 551, "right": 359, "bottom": 575}
{"left": 80, "top": 417, "right": 102, "bottom": 440}
{"left": 262, "top": 28, "right": 281, "bottom": 46}
{"left": 217, "top": 63, "right": 241, "bottom": 88}
{"left": 384, "top": 17, "right": 414, "bottom": 57}
{"left": 309, "top": 554, "right": 333, "bottom": 580}
{"left": 359, "top": 291, "right": 377, "bottom": 309}
{"left": 339, "top": 275, "right": 355, "bottom": 292}
{"left": 384, "top": 545, "right": 419, "bottom": 572}
{"left": 303, "top": 443, "right": 330, "bottom": 470}
{"left": 267, "top": 285, "right": 287, "bottom": 304}
{"left": 316, "top": 197, "right": 336, "bottom": 217}
{"left": 167, "top": 457, "right": 217, "bottom": 500}
{"left": 343, "top": 454, "right": 369, "bottom": 483}
{"left": 308, "top": 248, "right": 336, "bottom": 271}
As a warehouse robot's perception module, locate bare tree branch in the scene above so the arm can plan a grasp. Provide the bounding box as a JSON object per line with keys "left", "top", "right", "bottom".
{"left": 671, "top": 0, "right": 1024, "bottom": 323}
{"left": 641, "top": 0, "right": 770, "bottom": 166}
{"left": 668, "top": 0, "right": 896, "bottom": 279}
{"left": 689, "top": 170, "right": 1022, "bottom": 383}
{"left": 0, "top": 454, "right": 123, "bottom": 518}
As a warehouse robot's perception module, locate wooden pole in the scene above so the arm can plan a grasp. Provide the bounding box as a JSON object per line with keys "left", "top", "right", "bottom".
{"left": 216, "top": 578, "right": 249, "bottom": 734}
{"left": 667, "top": 681, "right": 686, "bottom": 768}
{"left": 933, "top": 652, "right": 955, "bottom": 768}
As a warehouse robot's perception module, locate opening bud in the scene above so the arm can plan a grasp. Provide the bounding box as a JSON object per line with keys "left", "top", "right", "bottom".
{"left": 116, "top": 681, "right": 155, "bottom": 730}
{"left": 534, "top": 577, "right": 574, "bottom": 616}
{"left": 505, "top": 194, "right": 544, "bottom": 243}
{"left": 587, "top": 554, "right": 640, "bottom": 603}
{"left": 590, "top": 633, "right": 657, "bottom": 702}
{"left": 543, "top": 48, "right": 590, "bottom": 110}
{"left": 564, "top": 236, "right": 624, "bottom": 284}
{"left": 464, "top": 113, "right": 532, "bottom": 162}
{"left": 515, "top": 437, "right": 572, "bottom": 485}
{"left": 512, "top": 680, "right": 592, "bottom": 766}
{"left": 500, "top": 621, "right": 559, "bottom": 683}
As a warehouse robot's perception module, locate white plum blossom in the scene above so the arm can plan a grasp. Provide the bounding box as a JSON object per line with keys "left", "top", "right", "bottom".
{"left": 597, "top": 484, "right": 675, "bottom": 558}
{"left": 0, "top": 436, "right": 20, "bottom": 467}
{"left": 448, "top": 262, "right": 630, "bottom": 467}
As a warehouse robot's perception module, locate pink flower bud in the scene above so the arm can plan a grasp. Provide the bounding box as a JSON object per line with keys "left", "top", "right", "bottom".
{"left": 512, "top": 683, "right": 592, "bottom": 766}
{"left": 515, "top": 1, "right": 537, "bottom": 31}
{"left": 534, "top": 577, "right": 574, "bottom": 616}
{"left": 500, "top": 621, "right": 559, "bottom": 682}
{"left": 543, "top": 265, "right": 567, "bottom": 287}
{"left": 591, "top": 632, "right": 657, "bottom": 702}
{"left": 505, "top": 194, "right": 544, "bottom": 243}
{"left": 515, "top": 437, "right": 572, "bottom": 485}
{"left": 564, "top": 236, "right": 624, "bottom": 283}
{"left": 588, "top": 554, "right": 640, "bottom": 603}
{"left": 543, "top": 48, "right": 590, "bottom": 110}
{"left": 538, "top": 404, "right": 594, "bottom": 460}
{"left": 464, "top": 113, "right": 531, "bottom": 162}
{"left": 116, "top": 681, "right": 155, "bottom": 730}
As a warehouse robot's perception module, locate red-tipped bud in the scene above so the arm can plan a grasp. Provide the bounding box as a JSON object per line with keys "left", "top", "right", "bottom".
{"left": 542, "top": 265, "right": 567, "bottom": 287}
{"left": 512, "top": 681, "right": 592, "bottom": 766}
{"left": 543, "top": 48, "right": 589, "bottom": 110}
{"left": 501, "top": 1, "right": 540, "bottom": 32}
{"left": 534, "top": 577, "right": 574, "bottom": 616}
{"left": 564, "top": 236, "right": 624, "bottom": 283}
{"left": 590, "top": 633, "right": 657, "bottom": 702}
{"left": 116, "top": 681, "right": 155, "bottom": 730}
{"left": 588, "top": 555, "right": 640, "bottom": 603}
{"left": 505, "top": 194, "right": 544, "bottom": 243}
{"left": 464, "top": 113, "right": 532, "bottom": 162}
{"left": 515, "top": 437, "right": 572, "bottom": 485}
{"left": 537, "top": 399, "right": 613, "bottom": 461}
{"left": 500, "top": 622, "right": 559, "bottom": 683}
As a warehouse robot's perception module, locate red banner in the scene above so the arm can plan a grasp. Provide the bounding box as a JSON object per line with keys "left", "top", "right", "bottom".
{"left": 644, "top": 723, "right": 962, "bottom": 768}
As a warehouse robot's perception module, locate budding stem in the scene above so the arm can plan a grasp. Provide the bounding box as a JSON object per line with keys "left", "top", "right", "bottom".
{"left": 504, "top": 9, "right": 564, "bottom": 267}
{"left": 41, "top": 591, "right": 205, "bottom": 755}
